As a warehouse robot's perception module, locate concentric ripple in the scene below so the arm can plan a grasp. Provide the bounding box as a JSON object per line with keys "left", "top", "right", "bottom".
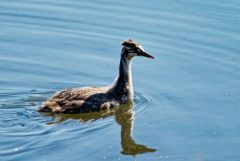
{"left": 134, "top": 91, "right": 155, "bottom": 118}
{"left": 0, "top": 89, "right": 155, "bottom": 160}
{"left": 0, "top": 90, "right": 113, "bottom": 158}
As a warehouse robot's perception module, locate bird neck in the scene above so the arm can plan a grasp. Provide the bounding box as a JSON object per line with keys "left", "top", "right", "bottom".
{"left": 112, "top": 56, "right": 134, "bottom": 102}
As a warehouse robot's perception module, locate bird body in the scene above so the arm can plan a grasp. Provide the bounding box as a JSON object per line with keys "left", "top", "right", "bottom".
{"left": 39, "top": 39, "right": 154, "bottom": 114}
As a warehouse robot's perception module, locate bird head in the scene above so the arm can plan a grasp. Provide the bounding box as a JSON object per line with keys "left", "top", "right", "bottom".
{"left": 121, "top": 39, "right": 154, "bottom": 60}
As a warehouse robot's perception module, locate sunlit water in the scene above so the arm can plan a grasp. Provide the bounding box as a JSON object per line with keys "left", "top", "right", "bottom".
{"left": 1, "top": 0, "right": 240, "bottom": 161}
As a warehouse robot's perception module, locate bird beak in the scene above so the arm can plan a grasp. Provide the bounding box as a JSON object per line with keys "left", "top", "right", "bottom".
{"left": 141, "top": 51, "right": 154, "bottom": 59}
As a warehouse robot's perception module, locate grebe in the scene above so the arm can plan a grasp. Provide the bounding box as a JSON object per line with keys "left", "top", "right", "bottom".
{"left": 39, "top": 39, "right": 154, "bottom": 114}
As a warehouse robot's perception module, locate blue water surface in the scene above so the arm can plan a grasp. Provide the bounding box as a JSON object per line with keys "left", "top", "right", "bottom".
{"left": 0, "top": 0, "right": 240, "bottom": 161}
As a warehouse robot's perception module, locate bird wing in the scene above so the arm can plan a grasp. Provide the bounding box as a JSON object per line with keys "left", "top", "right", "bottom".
{"left": 51, "top": 87, "right": 108, "bottom": 101}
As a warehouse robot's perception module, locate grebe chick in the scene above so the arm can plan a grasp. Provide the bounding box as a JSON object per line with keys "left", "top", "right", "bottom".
{"left": 39, "top": 39, "right": 154, "bottom": 114}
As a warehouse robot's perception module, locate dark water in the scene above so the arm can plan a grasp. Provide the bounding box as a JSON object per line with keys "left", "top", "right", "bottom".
{"left": 1, "top": 0, "right": 240, "bottom": 161}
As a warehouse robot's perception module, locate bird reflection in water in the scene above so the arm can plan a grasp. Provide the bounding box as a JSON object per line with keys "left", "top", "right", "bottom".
{"left": 46, "top": 102, "right": 156, "bottom": 156}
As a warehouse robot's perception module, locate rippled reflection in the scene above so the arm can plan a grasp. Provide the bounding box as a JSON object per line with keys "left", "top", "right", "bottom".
{"left": 46, "top": 102, "right": 156, "bottom": 155}
{"left": 115, "top": 103, "right": 156, "bottom": 155}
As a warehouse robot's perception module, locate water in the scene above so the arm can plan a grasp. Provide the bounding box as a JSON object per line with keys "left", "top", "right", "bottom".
{"left": 0, "top": 0, "right": 240, "bottom": 161}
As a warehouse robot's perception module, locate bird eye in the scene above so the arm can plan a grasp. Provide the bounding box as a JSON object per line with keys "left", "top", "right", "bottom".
{"left": 137, "top": 48, "right": 142, "bottom": 53}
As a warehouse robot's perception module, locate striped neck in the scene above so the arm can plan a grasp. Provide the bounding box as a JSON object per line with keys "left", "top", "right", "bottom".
{"left": 112, "top": 53, "right": 134, "bottom": 103}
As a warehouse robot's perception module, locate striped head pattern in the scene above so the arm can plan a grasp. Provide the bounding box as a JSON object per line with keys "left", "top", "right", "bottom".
{"left": 121, "top": 39, "right": 154, "bottom": 60}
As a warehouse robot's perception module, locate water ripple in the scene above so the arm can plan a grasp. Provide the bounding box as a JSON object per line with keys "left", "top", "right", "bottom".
{"left": 134, "top": 91, "right": 155, "bottom": 118}
{"left": 0, "top": 0, "right": 239, "bottom": 160}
